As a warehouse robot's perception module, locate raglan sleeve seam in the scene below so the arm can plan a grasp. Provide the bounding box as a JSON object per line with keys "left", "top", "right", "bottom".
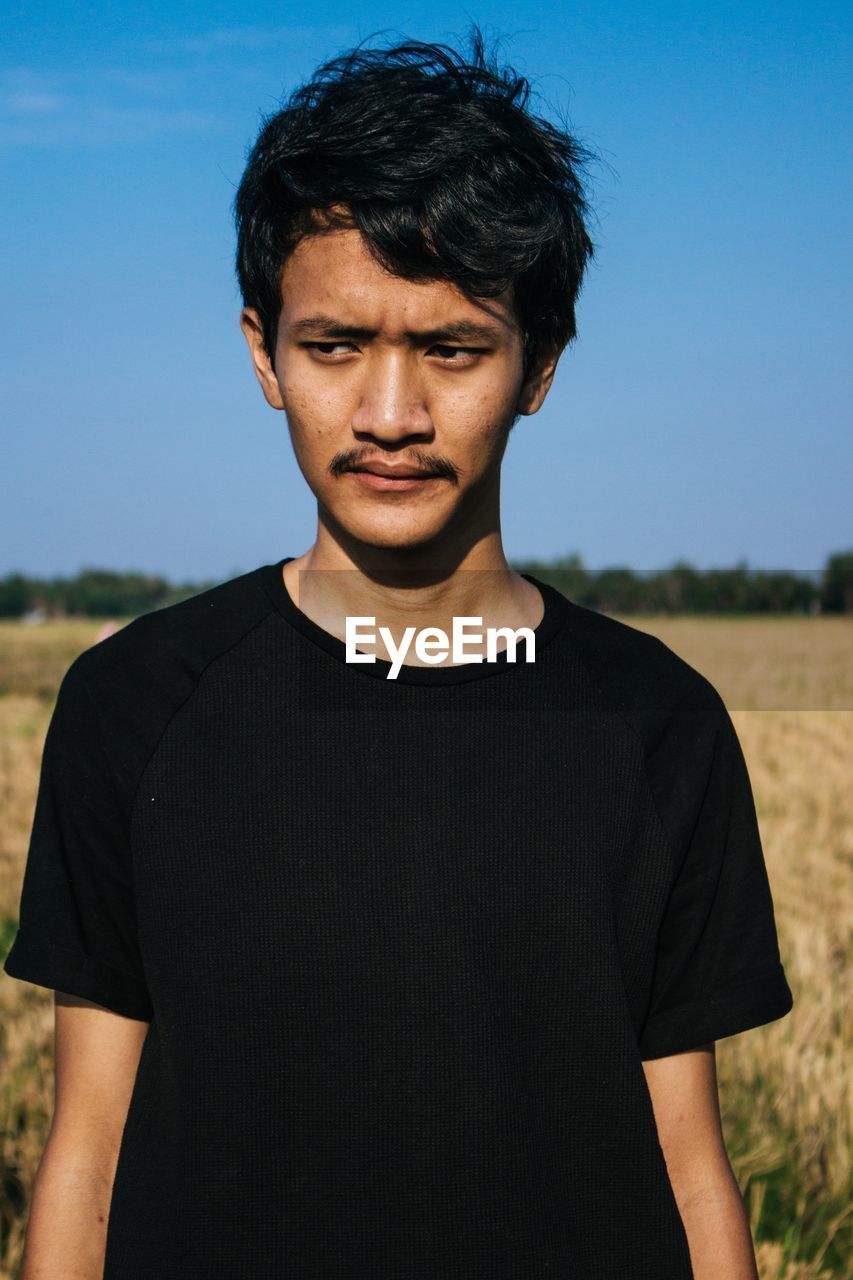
{"left": 125, "top": 607, "right": 275, "bottom": 831}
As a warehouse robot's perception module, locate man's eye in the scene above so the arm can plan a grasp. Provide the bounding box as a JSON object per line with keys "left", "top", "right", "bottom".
{"left": 430, "top": 345, "right": 484, "bottom": 362}
{"left": 305, "top": 342, "right": 357, "bottom": 356}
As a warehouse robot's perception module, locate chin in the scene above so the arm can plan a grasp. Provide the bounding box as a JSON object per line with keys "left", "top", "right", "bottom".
{"left": 332, "top": 508, "right": 451, "bottom": 553}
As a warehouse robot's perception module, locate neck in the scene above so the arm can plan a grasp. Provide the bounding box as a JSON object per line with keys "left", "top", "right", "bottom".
{"left": 282, "top": 524, "right": 543, "bottom": 665}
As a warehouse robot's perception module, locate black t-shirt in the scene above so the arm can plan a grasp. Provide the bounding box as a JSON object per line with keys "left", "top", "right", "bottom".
{"left": 4, "top": 557, "right": 794, "bottom": 1278}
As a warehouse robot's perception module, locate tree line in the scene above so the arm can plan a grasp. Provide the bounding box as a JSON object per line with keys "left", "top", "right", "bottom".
{"left": 515, "top": 551, "right": 853, "bottom": 615}
{"left": 0, "top": 551, "right": 851, "bottom": 619}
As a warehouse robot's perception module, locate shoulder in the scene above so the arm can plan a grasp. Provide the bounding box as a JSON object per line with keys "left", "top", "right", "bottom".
{"left": 554, "top": 593, "right": 727, "bottom": 760}
{"left": 66, "top": 564, "right": 276, "bottom": 703}
{"left": 558, "top": 595, "right": 723, "bottom": 712}
{"left": 53, "top": 565, "right": 277, "bottom": 797}
{"left": 554, "top": 595, "right": 738, "bottom": 858}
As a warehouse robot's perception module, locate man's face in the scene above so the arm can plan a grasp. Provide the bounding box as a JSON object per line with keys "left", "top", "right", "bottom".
{"left": 241, "top": 225, "right": 557, "bottom": 553}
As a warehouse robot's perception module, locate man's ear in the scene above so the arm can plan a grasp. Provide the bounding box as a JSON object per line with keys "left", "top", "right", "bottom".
{"left": 240, "top": 307, "right": 285, "bottom": 410}
{"left": 515, "top": 344, "right": 562, "bottom": 417}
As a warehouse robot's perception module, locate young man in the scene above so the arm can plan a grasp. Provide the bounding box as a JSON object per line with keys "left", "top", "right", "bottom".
{"left": 5, "top": 31, "right": 793, "bottom": 1280}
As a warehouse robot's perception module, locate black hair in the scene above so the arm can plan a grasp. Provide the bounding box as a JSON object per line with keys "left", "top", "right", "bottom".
{"left": 234, "top": 26, "right": 598, "bottom": 375}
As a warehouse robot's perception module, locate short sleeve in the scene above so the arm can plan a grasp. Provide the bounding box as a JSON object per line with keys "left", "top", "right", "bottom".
{"left": 3, "top": 656, "right": 153, "bottom": 1021}
{"left": 637, "top": 697, "right": 793, "bottom": 1059}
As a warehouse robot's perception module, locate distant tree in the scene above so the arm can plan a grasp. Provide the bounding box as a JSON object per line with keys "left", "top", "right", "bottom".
{"left": 750, "top": 570, "right": 816, "bottom": 614}
{"left": 515, "top": 552, "right": 595, "bottom": 606}
{"left": 63, "top": 569, "right": 172, "bottom": 617}
{"left": 820, "top": 551, "right": 853, "bottom": 614}
{"left": 591, "top": 567, "right": 645, "bottom": 613}
{"left": 659, "top": 560, "right": 700, "bottom": 613}
{"left": 0, "top": 573, "right": 29, "bottom": 617}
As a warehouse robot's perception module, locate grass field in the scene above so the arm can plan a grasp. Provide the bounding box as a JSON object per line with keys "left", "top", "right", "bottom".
{"left": 0, "top": 614, "right": 850, "bottom": 1278}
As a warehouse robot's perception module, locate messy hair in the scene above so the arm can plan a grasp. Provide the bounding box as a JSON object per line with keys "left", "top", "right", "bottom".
{"left": 234, "top": 26, "right": 597, "bottom": 373}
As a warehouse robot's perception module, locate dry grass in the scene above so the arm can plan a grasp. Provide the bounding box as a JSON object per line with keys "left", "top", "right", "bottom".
{"left": 0, "top": 614, "right": 850, "bottom": 1277}
{"left": 625, "top": 613, "right": 853, "bottom": 711}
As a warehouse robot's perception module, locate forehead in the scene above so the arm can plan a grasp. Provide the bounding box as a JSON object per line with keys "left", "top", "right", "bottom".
{"left": 278, "top": 227, "right": 519, "bottom": 339}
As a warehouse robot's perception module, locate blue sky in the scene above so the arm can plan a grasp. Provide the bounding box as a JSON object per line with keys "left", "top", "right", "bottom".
{"left": 2, "top": 0, "right": 850, "bottom": 580}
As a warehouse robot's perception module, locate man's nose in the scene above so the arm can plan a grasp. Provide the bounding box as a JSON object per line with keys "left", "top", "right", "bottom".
{"left": 350, "top": 351, "right": 433, "bottom": 440}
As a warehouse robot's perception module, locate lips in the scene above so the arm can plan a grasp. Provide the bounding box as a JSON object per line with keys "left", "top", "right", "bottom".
{"left": 351, "top": 463, "right": 436, "bottom": 479}
{"left": 347, "top": 464, "right": 441, "bottom": 493}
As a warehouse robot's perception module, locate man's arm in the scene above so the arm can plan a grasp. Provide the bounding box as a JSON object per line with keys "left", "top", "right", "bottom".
{"left": 642, "top": 1043, "right": 759, "bottom": 1280}
{"left": 19, "top": 993, "right": 148, "bottom": 1280}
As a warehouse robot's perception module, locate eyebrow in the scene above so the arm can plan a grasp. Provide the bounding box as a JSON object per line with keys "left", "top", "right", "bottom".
{"left": 288, "top": 314, "right": 506, "bottom": 345}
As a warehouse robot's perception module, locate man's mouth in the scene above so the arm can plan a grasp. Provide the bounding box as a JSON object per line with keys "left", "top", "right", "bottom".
{"left": 347, "top": 463, "right": 442, "bottom": 491}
